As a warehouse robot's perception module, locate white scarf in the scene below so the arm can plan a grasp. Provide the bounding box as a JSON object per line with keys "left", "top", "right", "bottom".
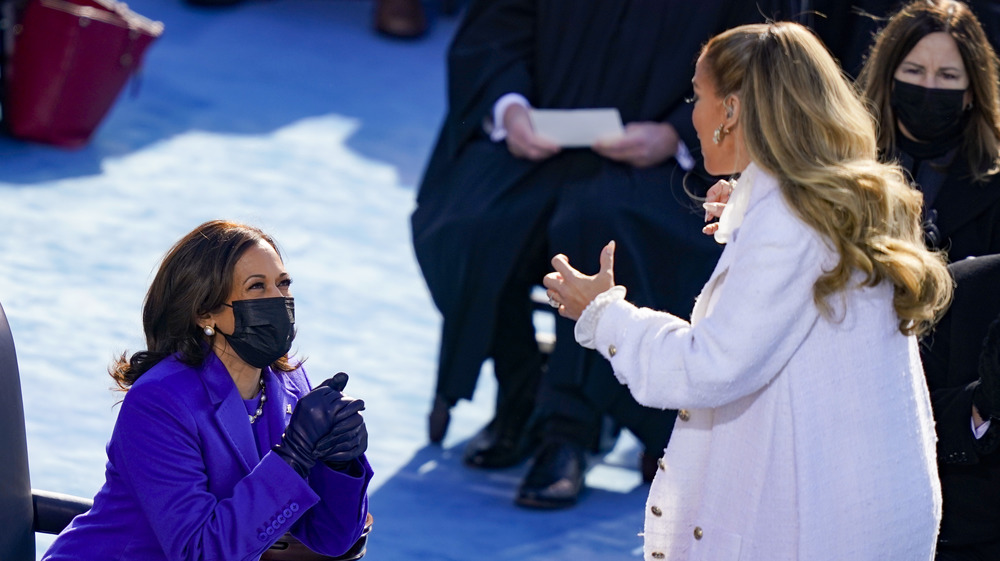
{"left": 713, "top": 162, "right": 758, "bottom": 244}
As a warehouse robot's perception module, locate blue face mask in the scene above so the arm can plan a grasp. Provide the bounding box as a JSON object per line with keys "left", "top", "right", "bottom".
{"left": 891, "top": 79, "right": 968, "bottom": 142}
{"left": 219, "top": 296, "right": 295, "bottom": 368}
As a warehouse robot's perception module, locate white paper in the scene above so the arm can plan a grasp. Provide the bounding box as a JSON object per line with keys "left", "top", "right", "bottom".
{"left": 528, "top": 108, "right": 624, "bottom": 148}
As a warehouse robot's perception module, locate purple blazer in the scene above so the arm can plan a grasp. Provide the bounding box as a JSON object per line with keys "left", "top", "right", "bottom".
{"left": 42, "top": 352, "right": 372, "bottom": 561}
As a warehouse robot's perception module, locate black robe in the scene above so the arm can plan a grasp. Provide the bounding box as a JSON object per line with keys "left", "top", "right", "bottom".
{"left": 920, "top": 254, "right": 1000, "bottom": 557}
{"left": 411, "top": 0, "right": 769, "bottom": 405}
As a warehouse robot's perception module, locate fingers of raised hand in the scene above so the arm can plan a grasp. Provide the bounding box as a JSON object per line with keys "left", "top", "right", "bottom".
{"left": 702, "top": 202, "right": 726, "bottom": 222}
{"left": 550, "top": 253, "right": 577, "bottom": 278}
{"left": 706, "top": 179, "right": 734, "bottom": 203}
{"left": 542, "top": 270, "right": 562, "bottom": 290}
{"left": 330, "top": 397, "right": 366, "bottom": 422}
{"left": 319, "top": 372, "right": 349, "bottom": 392}
{"left": 599, "top": 241, "right": 615, "bottom": 277}
{"left": 316, "top": 423, "right": 368, "bottom": 461}
{"left": 315, "top": 416, "right": 366, "bottom": 449}
{"left": 294, "top": 387, "right": 341, "bottom": 423}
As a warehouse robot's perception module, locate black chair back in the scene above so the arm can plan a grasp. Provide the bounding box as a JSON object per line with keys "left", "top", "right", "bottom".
{"left": 0, "top": 300, "right": 36, "bottom": 561}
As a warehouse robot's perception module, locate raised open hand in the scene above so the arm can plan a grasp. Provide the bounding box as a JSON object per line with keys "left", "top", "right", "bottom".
{"left": 542, "top": 241, "right": 617, "bottom": 321}
{"left": 702, "top": 179, "right": 734, "bottom": 236}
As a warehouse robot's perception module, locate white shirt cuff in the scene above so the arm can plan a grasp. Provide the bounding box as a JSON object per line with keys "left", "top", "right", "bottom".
{"left": 574, "top": 285, "right": 627, "bottom": 349}
{"left": 489, "top": 93, "right": 531, "bottom": 142}
{"left": 973, "top": 416, "right": 992, "bottom": 439}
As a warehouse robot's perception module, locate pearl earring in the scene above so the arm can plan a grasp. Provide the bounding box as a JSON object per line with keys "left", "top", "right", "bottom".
{"left": 713, "top": 124, "right": 729, "bottom": 145}
{"left": 203, "top": 325, "right": 215, "bottom": 337}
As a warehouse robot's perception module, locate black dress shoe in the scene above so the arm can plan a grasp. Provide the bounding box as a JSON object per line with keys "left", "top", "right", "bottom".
{"left": 463, "top": 416, "right": 536, "bottom": 468}
{"left": 428, "top": 395, "right": 451, "bottom": 444}
{"left": 374, "top": 0, "right": 427, "bottom": 39}
{"left": 515, "top": 439, "right": 586, "bottom": 509}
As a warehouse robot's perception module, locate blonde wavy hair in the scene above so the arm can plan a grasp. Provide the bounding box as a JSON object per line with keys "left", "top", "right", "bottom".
{"left": 701, "top": 22, "right": 952, "bottom": 335}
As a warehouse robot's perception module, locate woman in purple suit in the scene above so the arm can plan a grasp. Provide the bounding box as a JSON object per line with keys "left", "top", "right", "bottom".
{"left": 42, "top": 220, "right": 372, "bottom": 561}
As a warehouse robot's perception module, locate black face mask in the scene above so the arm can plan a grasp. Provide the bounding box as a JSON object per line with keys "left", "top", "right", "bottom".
{"left": 891, "top": 79, "right": 968, "bottom": 143}
{"left": 219, "top": 296, "right": 295, "bottom": 369}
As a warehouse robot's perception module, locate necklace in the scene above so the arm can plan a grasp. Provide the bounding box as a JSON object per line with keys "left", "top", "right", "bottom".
{"left": 249, "top": 377, "right": 266, "bottom": 424}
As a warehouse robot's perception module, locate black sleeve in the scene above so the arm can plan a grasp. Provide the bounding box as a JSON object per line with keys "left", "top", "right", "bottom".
{"left": 442, "top": 0, "right": 536, "bottom": 153}
{"left": 921, "top": 255, "right": 1000, "bottom": 462}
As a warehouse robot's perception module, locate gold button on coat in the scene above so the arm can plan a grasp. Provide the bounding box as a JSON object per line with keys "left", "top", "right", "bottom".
{"left": 608, "top": 344, "right": 617, "bottom": 357}
{"left": 678, "top": 409, "right": 690, "bottom": 421}
{"left": 693, "top": 526, "right": 704, "bottom": 540}
{"left": 650, "top": 505, "right": 662, "bottom": 516}
{"left": 657, "top": 458, "right": 665, "bottom": 470}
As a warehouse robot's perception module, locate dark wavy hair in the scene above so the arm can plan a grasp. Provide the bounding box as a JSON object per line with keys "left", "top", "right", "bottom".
{"left": 857, "top": 0, "right": 1000, "bottom": 181}
{"left": 110, "top": 220, "right": 296, "bottom": 391}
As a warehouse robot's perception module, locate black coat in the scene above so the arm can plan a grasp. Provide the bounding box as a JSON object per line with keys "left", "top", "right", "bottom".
{"left": 928, "top": 163, "right": 1000, "bottom": 263}
{"left": 920, "top": 254, "right": 1000, "bottom": 555}
{"left": 410, "top": 0, "right": 767, "bottom": 401}
{"left": 897, "top": 145, "right": 1000, "bottom": 263}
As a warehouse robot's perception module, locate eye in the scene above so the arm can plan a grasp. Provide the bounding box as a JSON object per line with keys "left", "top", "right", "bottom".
{"left": 279, "top": 277, "right": 293, "bottom": 288}
{"left": 248, "top": 281, "right": 266, "bottom": 290}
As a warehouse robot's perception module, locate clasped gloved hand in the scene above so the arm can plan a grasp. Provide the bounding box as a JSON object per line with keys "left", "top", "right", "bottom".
{"left": 273, "top": 372, "right": 368, "bottom": 478}
{"left": 973, "top": 317, "right": 1000, "bottom": 421}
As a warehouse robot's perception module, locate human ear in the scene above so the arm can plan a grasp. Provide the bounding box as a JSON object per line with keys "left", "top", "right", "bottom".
{"left": 724, "top": 95, "right": 740, "bottom": 127}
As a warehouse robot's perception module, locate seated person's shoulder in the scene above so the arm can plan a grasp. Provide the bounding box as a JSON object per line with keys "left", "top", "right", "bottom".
{"left": 275, "top": 362, "right": 312, "bottom": 395}
{"left": 950, "top": 253, "right": 1000, "bottom": 280}
{"left": 118, "top": 356, "right": 209, "bottom": 425}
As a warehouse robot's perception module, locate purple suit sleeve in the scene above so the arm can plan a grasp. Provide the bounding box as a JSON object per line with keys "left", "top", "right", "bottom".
{"left": 292, "top": 456, "right": 373, "bottom": 555}
{"left": 284, "top": 365, "right": 373, "bottom": 557}
{"left": 113, "top": 380, "right": 321, "bottom": 561}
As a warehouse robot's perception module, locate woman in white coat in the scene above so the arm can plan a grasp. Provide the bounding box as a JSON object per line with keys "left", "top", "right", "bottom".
{"left": 542, "top": 22, "right": 954, "bottom": 561}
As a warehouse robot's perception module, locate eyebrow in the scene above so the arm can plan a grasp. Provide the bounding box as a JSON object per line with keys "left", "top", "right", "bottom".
{"left": 242, "top": 271, "right": 290, "bottom": 284}
{"left": 900, "top": 61, "right": 964, "bottom": 73}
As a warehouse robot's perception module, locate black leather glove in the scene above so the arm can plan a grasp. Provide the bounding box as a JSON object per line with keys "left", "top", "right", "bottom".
{"left": 973, "top": 318, "right": 1000, "bottom": 420}
{"left": 273, "top": 372, "right": 364, "bottom": 478}
{"left": 315, "top": 387, "right": 368, "bottom": 472}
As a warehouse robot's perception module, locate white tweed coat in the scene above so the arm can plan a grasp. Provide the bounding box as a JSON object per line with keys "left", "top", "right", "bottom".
{"left": 576, "top": 164, "right": 941, "bottom": 561}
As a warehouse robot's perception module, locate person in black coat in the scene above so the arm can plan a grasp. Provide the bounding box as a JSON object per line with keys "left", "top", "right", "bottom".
{"left": 857, "top": 0, "right": 1000, "bottom": 263}
{"left": 410, "top": 0, "right": 770, "bottom": 508}
{"left": 921, "top": 253, "right": 1000, "bottom": 560}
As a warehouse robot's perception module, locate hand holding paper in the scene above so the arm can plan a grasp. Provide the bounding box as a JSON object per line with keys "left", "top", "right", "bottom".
{"left": 528, "top": 108, "right": 624, "bottom": 148}
{"left": 591, "top": 121, "right": 681, "bottom": 168}
{"left": 504, "top": 104, "right": 562, "bottom": 161}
